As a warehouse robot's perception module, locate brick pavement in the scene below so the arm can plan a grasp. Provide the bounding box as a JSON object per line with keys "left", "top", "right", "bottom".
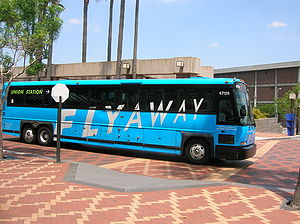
{"left": 1, "top": 154, "right": 300, "bottom": 224}
{"left": 1, "top": 134, "right": 300, "bottom": 223}
{"left": 227, "top": 140, "right": 300, "bottom": 190}
{"left": 3, "top": 135, "right": 133, "bottom": 166}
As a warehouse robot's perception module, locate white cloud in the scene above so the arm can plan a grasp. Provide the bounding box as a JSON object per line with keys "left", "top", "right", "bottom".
{"left": 267, "top": 21, "right": 287, "bottom": 28}
{"left": 68, "top": 18, "right": 81, "bottom": 25}
{"left": 211, "top": 43, "right": 220, "bottom": 48}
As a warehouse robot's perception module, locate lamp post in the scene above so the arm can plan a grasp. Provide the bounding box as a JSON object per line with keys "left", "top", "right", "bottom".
{"left": 275, "top": 87, "right": 281, "bottom": 121}
{"left": 0, "top": 64, "right": 3, "bottom": 160}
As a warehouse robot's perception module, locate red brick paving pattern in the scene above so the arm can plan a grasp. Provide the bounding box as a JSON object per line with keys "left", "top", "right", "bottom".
{"left": 3, "top": 135, "right": 299, "bottom": 192}
{"left": 4, "top": 136, "right": 296, "bottom": 188}
{"left": 1, "top": 155, "right": 300, "bottom": 223}
{"left": 227, "top": 140, "right": 300, "bottom": 190}
{"left": 3, "top": 136, "right": 227, "bottom": 181}
{"left": 3, "top": 135, "right": 132, "bottom": 166}
{"left": 104, "top": 141, "right": 268, "bottom": 181}
{"left": 109, "top": 160, "right": 225, "bottom": 180}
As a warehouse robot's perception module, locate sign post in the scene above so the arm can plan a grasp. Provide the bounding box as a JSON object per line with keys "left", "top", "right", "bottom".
{"left": 56, "top": 96, "right": 62, "bottom": 163}
{"left": 51, "top": 84, "right": 69, "bottom": 163}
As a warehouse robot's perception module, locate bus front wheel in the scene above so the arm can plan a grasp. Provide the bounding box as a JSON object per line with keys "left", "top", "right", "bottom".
{"left": 37, "top": 127, "right": 53, "bottom": 146}
{"left": 22, "top": 126, "right": 36, "bottom": 144}
{"left": 185, "top": 139, "right": 210, "bottom": 165}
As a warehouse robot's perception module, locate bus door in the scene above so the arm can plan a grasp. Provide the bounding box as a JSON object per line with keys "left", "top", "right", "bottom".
{"left": 216, "top": 87, "right": 238, "bottom": 145}
{"left": 117, "top": 84, "right": 144, "bottom": 145}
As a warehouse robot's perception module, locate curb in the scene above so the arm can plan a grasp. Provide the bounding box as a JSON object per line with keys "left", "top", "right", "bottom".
{"left": 255, "top": 135, "right": 300, "bottom": 141}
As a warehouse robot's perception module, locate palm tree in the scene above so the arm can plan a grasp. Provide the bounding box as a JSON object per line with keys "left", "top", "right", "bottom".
{"left": 116, "top": 0, "right": 125, "bottom": 79}
{"left": 107, "top": 0, "right": 114, "bottom": 62}
{"left": 82, "top": 0, "right": 89, "bottom": 63}
{"left": 132, "top": 0, "right": 140, "bottom": 79}
{"left": 47, "top": 0, "right": 64, "bottom": 80}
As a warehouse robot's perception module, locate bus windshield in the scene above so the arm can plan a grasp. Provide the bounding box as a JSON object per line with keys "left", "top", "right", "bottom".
{"left": 234, "top": 83, "right": 255, "bottom": 125}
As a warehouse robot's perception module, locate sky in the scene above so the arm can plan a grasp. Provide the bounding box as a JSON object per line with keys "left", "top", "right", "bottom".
{"left": 53, "top": 0, "right": 300, "bottom": 69}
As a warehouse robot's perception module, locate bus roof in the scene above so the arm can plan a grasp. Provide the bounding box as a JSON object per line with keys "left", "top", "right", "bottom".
{"left": 8, "top": 77, "right": 245, "bottom": 86}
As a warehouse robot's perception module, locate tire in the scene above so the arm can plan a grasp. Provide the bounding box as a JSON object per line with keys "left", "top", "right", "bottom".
{"left": 22, "top": 126, "right": 36, "bottom": 144}
{"left": 185, "top": 139, "right": 210, "bottom": 165}
{"left": 37, "top": 127, "right": 53, "bottom": 146}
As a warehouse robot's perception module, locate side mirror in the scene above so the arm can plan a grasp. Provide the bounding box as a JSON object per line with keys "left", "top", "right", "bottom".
{"left": 240, "top": 105, "right": 246, "bottom": 117}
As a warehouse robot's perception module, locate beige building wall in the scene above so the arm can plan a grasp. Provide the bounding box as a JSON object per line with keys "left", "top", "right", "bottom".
{"left": 12, "top": 57, "right": 213, "bottom": 81}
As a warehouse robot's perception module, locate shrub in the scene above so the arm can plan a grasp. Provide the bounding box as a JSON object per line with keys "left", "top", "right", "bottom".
{"left": 256, "top": 103, "right": 275, "bottom": 117}
{"left": 253, "top": 108, "right": 269, "bottom": 119}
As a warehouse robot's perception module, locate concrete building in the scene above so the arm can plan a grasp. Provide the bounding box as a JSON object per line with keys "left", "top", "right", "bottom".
{"left": 12, "top": 57, "right": 300, "bottom": 107}
{"left": 14, "top": 57, "right": 213, "bottom": 81}
{"left": 214, "top": 61, "right": 300, "bottom": 105}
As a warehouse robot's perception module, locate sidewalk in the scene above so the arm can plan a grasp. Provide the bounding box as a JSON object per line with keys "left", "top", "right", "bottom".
{"left": 256, "top": 131, "right": 300, "bottom": 140}
{"left": 1, "top": 134, "right": 300, "bottom": 223}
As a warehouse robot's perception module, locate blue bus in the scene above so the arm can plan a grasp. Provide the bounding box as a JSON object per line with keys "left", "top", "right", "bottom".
{"left": 3, "top": 78, "right": 256, "bottom": 164}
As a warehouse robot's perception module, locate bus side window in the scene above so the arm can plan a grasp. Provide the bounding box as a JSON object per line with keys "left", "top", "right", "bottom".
{"left": 90, "top": 86, "right": 117, "bottom": 109}
{"left": 121, "top": 86, "right": 139, "bottom": 110}
{"left": 218, "top": 100, "right": 234, "bottom": 122}
{"left": 64, "top": 87, "right": 90, "bottom": 108}
{"left": 142, "top": 86, "right": 176, "bottom": 112}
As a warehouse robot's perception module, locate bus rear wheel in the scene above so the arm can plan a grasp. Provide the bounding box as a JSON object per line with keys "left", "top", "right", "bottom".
{"left": 37, "top": 127, "right": 53, "bottom": 146}
{"left": 22, "top": 126, "right": 36, "bottom": 144}
{"left": 185, "top": 139, "right": 210, "bottom": 165}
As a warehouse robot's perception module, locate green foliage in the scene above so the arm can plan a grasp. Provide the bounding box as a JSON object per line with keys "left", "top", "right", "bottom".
{"left": 276, "top": 84, "right": 300, "bottom": 120}
{"left": 253, "top": 108, "right": 269, "bottom": 119}
{"left": 25, "top": 61, "right": 45, "bottom": 76}
{"left": 256, "top": 103, "right": 275, "bottom": 117}
{"left": 0, "top": 0, "right": 63, "bottom": 76}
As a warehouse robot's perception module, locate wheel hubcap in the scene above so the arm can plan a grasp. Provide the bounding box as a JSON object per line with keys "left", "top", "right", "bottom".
{"left": 40, "top": 130, "right": 49, "bottom": 143}
{"left": 25, "top": 129, "right": 34, "bottom": 142}
{"left": 190, "top": 144, "right": 205, "bottom": 160}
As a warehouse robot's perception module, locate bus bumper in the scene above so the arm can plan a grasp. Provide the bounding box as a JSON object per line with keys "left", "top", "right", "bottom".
{"left": 215, "top": 144, "right": 256, "bottom": 160}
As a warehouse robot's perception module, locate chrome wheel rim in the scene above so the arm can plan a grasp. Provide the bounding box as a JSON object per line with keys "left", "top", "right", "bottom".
{"left": 39, "top": 130, "right": 49, "bottom": 143}
{"left": 24, "top": 129, "right": 34, "bottom": 142}
{"left": 190, "top": 143, "right": 205, "bottom": 160}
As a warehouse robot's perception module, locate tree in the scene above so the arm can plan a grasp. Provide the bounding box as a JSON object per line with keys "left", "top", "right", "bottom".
{"left": 82, "top": 0, "right": 89, "bottom": 63}
{"left": 289, "top": 168, "right": 300, "bottom": 209}
{"left": 107, "top": 0, "right": 114, "bottom": 62}
{"left": 132, "top": 0, "right": 140, "bottom": 79}
{"left": 0, "top": 0, "right": 64, "bottom": 160}
{"left": 276, "top": 84, "right": 300, "bottom": 121}
{"left": 116, "top": 0, "right": 125, "bottom": 79}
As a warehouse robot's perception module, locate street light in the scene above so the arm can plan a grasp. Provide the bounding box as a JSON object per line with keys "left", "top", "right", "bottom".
{"left": 176, "top": 61, "right": 184, "bottom": 68}
{"left": 275, "top": 87, "right": 282, "bottom": 121}
{"left": 0, "top": 64, "right": 3, "bottom": 160}
{"left": 122, "top": 63, "right": 130, "bottom": 70}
